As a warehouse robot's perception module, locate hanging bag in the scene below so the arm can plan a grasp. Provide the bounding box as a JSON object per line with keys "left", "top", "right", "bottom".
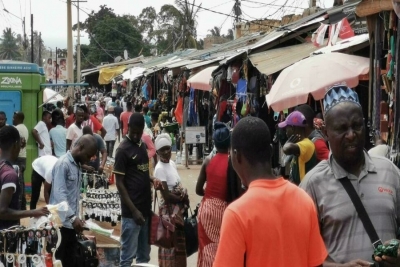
{"left": 75, "top": 234, "right": 99, "bottom": 267}
{"left": 149, "top": 193, "right": 176, "bottom": 249}
{"left": 184, "top": 205, "right": 199, "bottom": 257}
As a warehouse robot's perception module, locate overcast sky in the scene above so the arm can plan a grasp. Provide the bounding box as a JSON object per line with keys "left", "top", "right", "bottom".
{"left": 0, "top": 0, "right": 334, "bottom": 50}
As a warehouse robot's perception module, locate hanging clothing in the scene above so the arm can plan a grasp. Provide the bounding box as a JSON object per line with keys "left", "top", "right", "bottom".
{"left": 236, "top": 79, "right": 247, "bottom": 101}
{"left": 189, "top": 88, "right": 197, "bottom": 126}
{"left": 175, "top": 96, "right": 183, "bottom": 125}
{"left": 142, "top": 83, "right": 149, "bottom": 100}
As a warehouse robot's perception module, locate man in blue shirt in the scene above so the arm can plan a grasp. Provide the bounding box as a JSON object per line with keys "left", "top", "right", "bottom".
{"left": 49, "top": 134, "right": 97, "bottom": 267}
{"left": 49, "top": 109, "right": 67, "bottom": 158}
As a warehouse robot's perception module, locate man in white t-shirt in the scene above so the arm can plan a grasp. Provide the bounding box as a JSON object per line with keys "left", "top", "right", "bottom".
{"left": 13, "top": 111, "right": 29, "bottom": 210}
{"left": 32, "top": 111, "right": 52, "bottom": 156}
{"left": 102, "top": 106, "right": 120, "bottom": 157}
{"left": 30, "top": 155, "right": 58, "bottom": 208}
{"left": 66, "top": 108, "right": 85, "bottom": 151}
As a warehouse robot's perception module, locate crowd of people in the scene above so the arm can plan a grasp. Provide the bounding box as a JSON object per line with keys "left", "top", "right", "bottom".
{"left": 0, "top": 84, "right": 399, "bottom": 267}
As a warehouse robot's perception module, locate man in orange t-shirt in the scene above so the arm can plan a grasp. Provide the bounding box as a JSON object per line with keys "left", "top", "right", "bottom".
{"left": 213, "top": 117, "right": 327, "bottom": 267}
{"left": 120, "top": 101, "right": 133, "bottom": 138}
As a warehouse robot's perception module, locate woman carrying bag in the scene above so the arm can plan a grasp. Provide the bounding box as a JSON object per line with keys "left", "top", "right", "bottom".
{"left": 154, "top": 133, "right": 189, "bottom": 267}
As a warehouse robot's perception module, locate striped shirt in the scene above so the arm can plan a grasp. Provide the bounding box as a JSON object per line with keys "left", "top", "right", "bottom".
{"left": 300, "top": 152, "right": 400, "bottom": 263}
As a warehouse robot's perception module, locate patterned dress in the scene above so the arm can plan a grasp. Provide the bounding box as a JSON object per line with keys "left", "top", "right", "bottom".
{"left": 197, "top": 153, "right": 229, "bottom": 267}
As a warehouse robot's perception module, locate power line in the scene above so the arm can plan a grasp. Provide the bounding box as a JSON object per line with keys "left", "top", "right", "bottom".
{"left": 198, "top": 0, "right": 235, "bottom": 13}
{"left": 176, "top": 0, "right": 282, "bottom": 29}
{"left": 241, "top": 0, "right": 307, "bottom": 9}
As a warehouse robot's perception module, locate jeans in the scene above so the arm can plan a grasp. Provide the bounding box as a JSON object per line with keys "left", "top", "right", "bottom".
{"left": 30, "top": 170, "right": 44, "bottom": 210}
{"left": 106, "top": 140, "right": 116, "bottom": 158}
{"left": 120, "top": 216, "right": 151, "bottom": 267}
{"left": 15, "top": 157, "right": 26, "bottom": 210}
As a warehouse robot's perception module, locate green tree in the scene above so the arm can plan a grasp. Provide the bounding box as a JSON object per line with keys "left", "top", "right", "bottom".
{"left": 224, "top": 29, "right": 234, "bottom": 40}
{"left": 157, "top": 0, "right": 201, "bottom": 53}
{"left": 0, "top": 28, "right": 21, "bottom": 60}
{"left": 74, "top": 5, "right": 145, "bottom": 67}
{"left": 209, "top": 26, "right": 221, "bottom": 37}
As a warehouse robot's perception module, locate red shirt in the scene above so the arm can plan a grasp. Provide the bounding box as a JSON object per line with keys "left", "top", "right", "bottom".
{"left": 120, "top": 111, "right": 132, "bottom": 136}
{"left": 82, "top": 115, "right": 102, "bottom": 133}
{"left": 314, "top": 139, "right": 329, "bottom": 161}
{"left": 65, "top": 114, "right": 75, "bottom": 129}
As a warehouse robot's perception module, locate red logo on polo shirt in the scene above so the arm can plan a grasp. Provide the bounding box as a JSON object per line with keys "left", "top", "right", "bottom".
{"left": 378, "top": 187, "right": 393, "bottom": 195}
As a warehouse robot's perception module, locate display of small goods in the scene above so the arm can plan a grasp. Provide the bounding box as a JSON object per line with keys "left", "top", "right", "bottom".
{"left": 81, "top": 172, "right": 110, "bottom": 193}
{"left": 82, "top": 189, "right": 121, "bottom": 226}
{"left": 0, "top": 225, "right": 61, "bottom": 267}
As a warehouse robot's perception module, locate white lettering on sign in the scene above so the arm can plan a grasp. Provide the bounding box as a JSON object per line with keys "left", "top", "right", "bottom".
{"left": 1, "top": 77, "right": 22, "bottom": 85}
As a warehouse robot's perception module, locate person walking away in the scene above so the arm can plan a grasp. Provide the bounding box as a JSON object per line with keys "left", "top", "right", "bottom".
{"left": 95, "top": 101, "right": 104, "bottom": 123}
{"left": 102, "top": 106, "right": 120, "bottom": 157}
{"left": 30, "top": 155, "right": 58, "bottom": 208}
{"left": 83, "top": 126, "right": 108, "bottom": 174}
{"left": 113, "top": 113, "right": 162, "bottom": 267}
{"left": 278, "top": 111, "right": 317, "bottom": 185}
{"left": 0, "top": 111, "right": 7, "bottom": 131}
{"left": 32, "top": 111, "right": 52, "bottom": 156}
{"left": 154, "top": 133, "right": 189, "bottom": 267}
{"left": 114, "top": 100, "right": 123, "bottom": 139}
{"left": 66, "top": 108, "right": 85, "bottom": 151}
{"left": 0, "top": 126, "right": 49, "bottom": 230}
{"left": 142, "top": 107, "right": 152, "bottom": 129}
{"left": 120, "top": 101, "right": 133, "bottom": 139}
{"left": 81, "top": 104, "right": 107, "bottom": 138}
{"left": 196, "top": 122, "right": 242, "bottom": 267}
{"left": 13, "top": 111, "right": 29, "bottom": 210}
{"left": 49, "top": 109, "right": 67, "bottom": 158}
{"left": 300, "top": 85, "right": 400, "bottom": 266}
{"left": 49, "top": 135, "right": 97, "bottom": 267}
{"left": 295, "top": 105, "right": 329, "bottom": 161}
{"left": 65, "top": 106, "right": 75, "bottom": 129}
{"left": 213, "top": 117, "right": 327, "bottom": 267}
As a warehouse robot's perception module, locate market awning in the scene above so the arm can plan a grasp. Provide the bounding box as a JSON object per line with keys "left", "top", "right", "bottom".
{"left": 184, "top": 58, "right": 221, "bottom": 70}
{"left": 98, "top": 65, "right": 127, "bottom": 85}
{"left": 249, "top": 42, "right": 320, "bottom": 76}
{"left": 312, "top": 34, "right": 369, "bottom": 54}
{"left": 187, "top": 66, "right": 217, "bottom": 91}
{"left": 121, "top": 67, "right": 145, "bottom": 80}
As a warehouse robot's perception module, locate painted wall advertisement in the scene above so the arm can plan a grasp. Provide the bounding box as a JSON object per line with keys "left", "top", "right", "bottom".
{"left": 44, "top": 58, "right": 68, "bottom": 81}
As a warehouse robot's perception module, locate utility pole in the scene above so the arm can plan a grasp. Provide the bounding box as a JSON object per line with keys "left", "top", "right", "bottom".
{"left": 31, "top": 14, "right": 34, "bottom": 63}
{"left": 67, "top": 0, "right": 74, "bottom": 101}
{"left": 56, "top": 47, "right": 58, "bottom": 84}
{"left": 73, "top": 0, "right": 87, "bottom": 83}
{"left": 38, "top": 32, "right": 42, "bottom": 66}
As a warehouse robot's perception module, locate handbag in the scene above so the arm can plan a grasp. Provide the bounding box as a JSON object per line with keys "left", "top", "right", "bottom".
{"left": 75, "top": 234, "right": 99, "bottom": 267}
{"left": 339, "top": 178, "right": 383, "bottom": 267}
{"left": 184, "top": 204, "right": 199, "bottom": 257}
{"left": 149, "top": 193, "right": 176, "bottom": 249}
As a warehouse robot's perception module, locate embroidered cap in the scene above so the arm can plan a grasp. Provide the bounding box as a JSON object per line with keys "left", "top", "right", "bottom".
{"left": 278, "top": 111, "right": 307, "bottom": 128}
{"left": 323, "top": 85, "right": 361, "bottom": 115}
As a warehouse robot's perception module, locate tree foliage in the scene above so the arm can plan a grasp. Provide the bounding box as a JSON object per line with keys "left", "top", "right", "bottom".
{"left": 0, "top": 28, "right": 21, "bottom": 60}
{"left": 74, "top": 5, "right": 145, "bottom": 70}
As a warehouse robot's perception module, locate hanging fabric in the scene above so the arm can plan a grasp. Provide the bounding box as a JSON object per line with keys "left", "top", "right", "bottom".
{"left": 189, "top": 88, "right": 198, "bottom": 126}
{"left": 175, "top": 96, "right": 184, "bottom": 125}
{"left": 237, "top": 79, "right": 247, "bottom": 101}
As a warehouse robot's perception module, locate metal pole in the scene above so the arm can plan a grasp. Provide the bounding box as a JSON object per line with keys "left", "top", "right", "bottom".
{"left": 77, "top": 1, "right": 81, "bottom": 83}
{"left": 56, "top": 47, "right": 58, "bottom": 85}
{"left": 31, "top": 14, "right": 33, "bottom": 63}
{"left": 38, "top": 32, "right": 42, "bottom": 66}
{"left": 67, "top": 0, "right": 75, "bottom": 102}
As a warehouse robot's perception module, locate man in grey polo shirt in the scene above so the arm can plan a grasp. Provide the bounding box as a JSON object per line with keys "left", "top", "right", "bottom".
{"left": 300, "top": 85, "right": 400, "bottom": 267}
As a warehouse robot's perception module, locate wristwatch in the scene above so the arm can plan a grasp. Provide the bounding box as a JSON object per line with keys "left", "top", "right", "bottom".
{"left": 69, "top": 216, "right": 77, "bottom": 224}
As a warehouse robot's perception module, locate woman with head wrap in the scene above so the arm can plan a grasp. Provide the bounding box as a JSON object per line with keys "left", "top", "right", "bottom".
{"left": 196, "top": 122, "right": 242, "bottom": 267}
{"left": 154, "top": 133, "right": 189, "bottom": 267}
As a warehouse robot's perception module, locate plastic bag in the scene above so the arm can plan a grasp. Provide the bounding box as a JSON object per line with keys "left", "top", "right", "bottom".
{"left": 84, "top": 220, "right": 114, "bottom": 237}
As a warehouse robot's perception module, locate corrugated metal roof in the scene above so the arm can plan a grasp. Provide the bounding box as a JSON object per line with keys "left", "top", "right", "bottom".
{"left": 167, "top": 59, "right": 201, "bottom": 69}
{"left": 184, "top": 58, "right": 222, "bottom": 70}
{"left": 249, "top": 42, "right": 320, "bottom": 76}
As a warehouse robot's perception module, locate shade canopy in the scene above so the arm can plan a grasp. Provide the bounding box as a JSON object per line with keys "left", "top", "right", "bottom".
{"left": 187, "top": 66, "right": 217, "bottom": 91}
{"left": 43, "top": 88, "right": 64, "bottom": 104}
{"left": 266, "top": 52, "right": 369, "bottom": 111}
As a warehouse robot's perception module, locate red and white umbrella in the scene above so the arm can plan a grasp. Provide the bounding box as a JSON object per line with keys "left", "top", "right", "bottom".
{"left": 187, "top": 66, "right": 217, "bottom": 91}
{"left": 266, "top": 52, "right": 369, "bottom": 112}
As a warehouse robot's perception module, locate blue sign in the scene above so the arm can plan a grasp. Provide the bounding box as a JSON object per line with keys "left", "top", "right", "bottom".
{"left": 0, "top": 61, "right": 40, "bottom": 74}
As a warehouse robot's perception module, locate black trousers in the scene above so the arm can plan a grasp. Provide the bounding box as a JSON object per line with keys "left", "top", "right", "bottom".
{"left": 30, "top": 170, "right": 44, "bottom": 210}
{"left": 15, "top": 157, "right": 26, "bottom": 210}
{"left": 56, "top": 227, "right": 77, "bottom": 267}
{"left": 106, "top": 140, "right": 116, "bottom": 158}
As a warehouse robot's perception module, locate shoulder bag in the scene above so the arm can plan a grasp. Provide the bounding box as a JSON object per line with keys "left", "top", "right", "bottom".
{"left": 184, "top": 204, "right": 199, "bottom": 257}
{"left": 338, "top": 178, "right": 382, "bottom": 249}
{"left": 149, "top": 193, "right": 176, "bottom": 249}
